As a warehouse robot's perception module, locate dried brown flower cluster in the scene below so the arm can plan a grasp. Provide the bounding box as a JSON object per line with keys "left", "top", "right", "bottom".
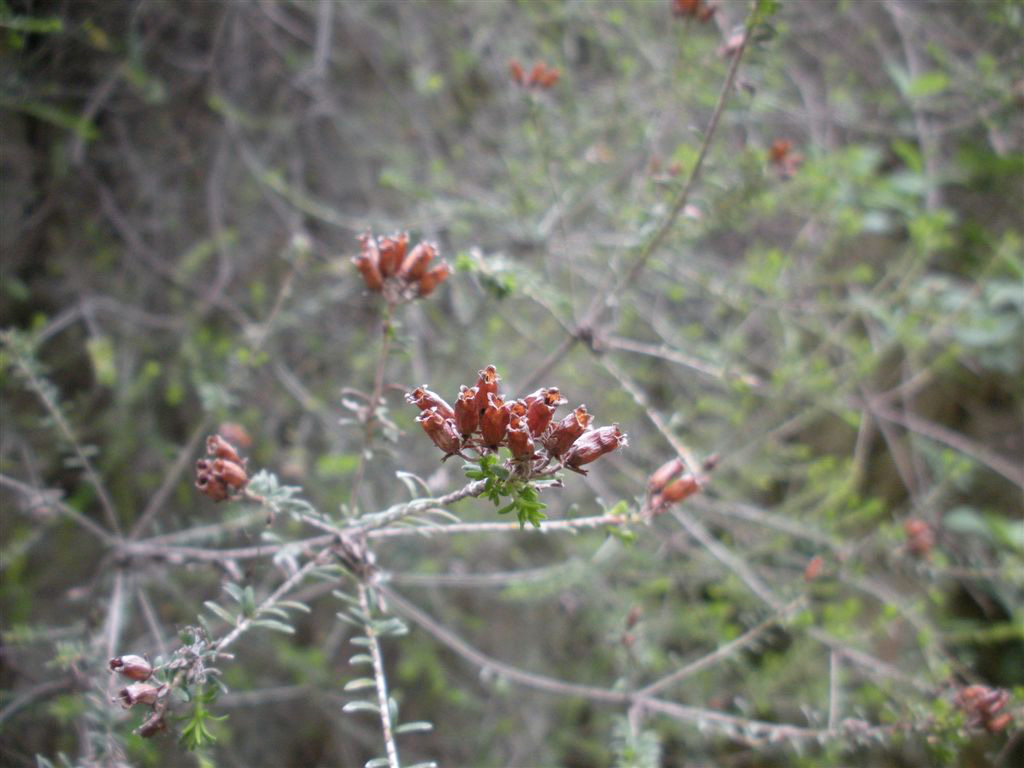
{"left": 508, "top": 59, "right": 560, "bottom": 89}
{"left": 407, "top": 365, "right": 627, "bottom": 473}
{"left": 195, "top": 434, "right": 249, "bottom": 502}
{"left": 644, "top": 456, "right": 706, "bottom": 517}
{"left": 110, "top": 654, "right": 167, "bottom": 737}
{"left": 903, "top": 518, "right": 934, "bottom": 558}
{"left": 352, "top": 231, "right": 451, "bottom": 302}
{"left": 672, "top": 0, "right": 716, "bottom": 22}
{"left": 770, "top": 139, "right": 804, "bottom": 179}
{"left": 956, "top": 685, "right": 1013, "bottom": 733}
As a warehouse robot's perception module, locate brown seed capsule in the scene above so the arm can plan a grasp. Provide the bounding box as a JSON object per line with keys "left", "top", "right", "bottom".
{"left": 481, "top": 393, "right": 510, "bottom": 448}
{"left": 417, "top": 409, "right": 462, "bottom": 456}
{"left": 661, "top": 475, "right": 700, "bottom": 503}
{"left": 206, "top": 434, "right": 241, "bottom": 463}
{"left": 545, "top": 405, "right": 593, "bottom": 457}
{"left": 803, "top": 555, "right": 824, "bottom": 583}
{"left": 507, "top": 416, "right": 535, "bottom": 460}
{"left": 417, "top": 262, "right": 451, "bottom": 297}
{"left": 377, "top": 233, "right": 408, "bottom": 277}
{"left": 454, "top": 385, "right": 480, "bottom": 437}
{"left": 648, "top": 457, "right": 684, "bottom": 493}
{"left": 213, "top": 459, "right": 248, "bottom": 489}
{"left": 110, "top": 655, "right": 152, "bottom": 681}
{"left": 565, "top": 425, "right": 628, "bottom": 469}
{"left": 118, "top": 683, "right": 162, "bottom": 708}
{"left": 474, "top": 365, "right": 500, "bottom": 414}
{"left": 405, "top": 386, "right": 455, "bottom": 421}
{"left": 399, "top": 241, "right": 437, "bottom": 281}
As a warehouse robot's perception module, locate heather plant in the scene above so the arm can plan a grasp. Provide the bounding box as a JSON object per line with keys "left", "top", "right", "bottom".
{"left": 2, "top": 1, "right": 1022, "bottom": 767}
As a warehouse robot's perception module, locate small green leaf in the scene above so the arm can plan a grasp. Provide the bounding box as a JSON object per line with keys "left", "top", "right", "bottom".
{"left": 395, "top": 721, "right": 434, "bottom": 734}
{"left": 342, "top": 700, "right": 380, "bottom": 714}
{"left": 251, "top": 618, "right": 294, "bottom": 634}
{"left": 344, "top": 678, "right": 376, "bottom": 691}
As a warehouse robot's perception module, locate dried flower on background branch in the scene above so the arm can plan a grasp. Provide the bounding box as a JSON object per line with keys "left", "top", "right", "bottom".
{"left": 956, "top": 684, "right": 1014, "bottom": 733}
{"left": 769, "top": 138, "right": 803, "bottom": 179}
{"left": 671, "top": 0, "right": 716, "bottom": 23}
{"left": 195, "top": 434, "right": 249, "bottom": 502}
{"left": 903, "top": 518, "right": 934, "bottom": 558}
{"left": 509, "top": 58, "right": 560, "bottom": 89}
{"left": 644, "top": 454, "right": 711, "bottom": 517}
{"left": 352, "top": 230, "right": 450, "bottom": 303}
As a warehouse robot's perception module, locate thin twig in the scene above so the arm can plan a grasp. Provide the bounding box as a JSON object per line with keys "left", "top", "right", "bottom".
{"left": 358, "top": 583, "right": 401, "bottom": 768}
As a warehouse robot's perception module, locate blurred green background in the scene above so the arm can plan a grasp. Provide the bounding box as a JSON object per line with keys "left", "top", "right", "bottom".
{"left": 1, "top": 1, "right": 1022, "bottom": 766}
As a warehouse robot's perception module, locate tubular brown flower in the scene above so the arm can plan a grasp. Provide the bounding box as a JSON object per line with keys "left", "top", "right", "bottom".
{"left": 454, "top": 385, "right": 480, "bottom": 437}
{"left": 481, "top": 393, "right": 510, "bottom": 448}
{"left": 507, "top": 416, "right": 535, "bottom": 460}
{"left": 648, "top": 457, "right": 684, "bottom": 493}
{"left": 544, "top": 405, "right": 593, "bottom": 457}
{"left": 206, "top": 434, "right": 241, "bottom": 463}
{"left": 109, "top": 655, "right": 152, "bottom": 681}
{"left": 399, "top": 241, "right": 437, "bottom": 281}
{"left": 564, "top": 424, "right": 628, "bottom": 470}
{"left": 117, "top": 683, "right": 163, "bottom": 709}
{"left": 474, "top": 365, "right": 500, "bottom": 414}
{"left": 353, "top": 234, "right": 384, "bottom": 292}
{"left": 377, "top": 232, "right": 408, "bottom": 277}
{"left": 661, "top": 474, "right": 700, "bottom": 503}
{"left": 417, "top": 409, "right": 462, "bottom": 456}
{"left": 406, "top": 386, "right": 455, "bottom": 421}
{"left": 213, "top": 458, "right": 248, "bottom": 489}
{"left": 417, "top": 262, "right": 451, "bottom": 297}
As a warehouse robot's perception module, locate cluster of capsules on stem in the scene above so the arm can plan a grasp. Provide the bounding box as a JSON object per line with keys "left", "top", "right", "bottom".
{"left": 407, "top": 364, "right": 627, "bottom": 478}
{"left": 351, "top": 231, "right": 451, "bottom": 304}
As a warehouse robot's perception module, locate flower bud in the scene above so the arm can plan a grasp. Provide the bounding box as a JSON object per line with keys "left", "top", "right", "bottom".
{"left": 648, "top": 457, "right": 684, "bottom": 493}
{"left": 454, "top": 385, "right": 480, "bottom": 437}
{"left": 213, "top": 458, "right": 248, "bottom": 489}
{"left": 206, "top": 434, "right": 241, "bottom": 463}
{"left": 507, "top": 416, "right": 535, "bottom": 460}
{"left": 399, "top": 241, "right": 436, "bottom": 281}
{"left": 564, "top": 424, "right": 628, "bottom": 469}
{"left": 474, "top": 365, "right": 500, "bottom": 414}
{"left": 118, "top": 682, "right": 162, "bottom": 709}
{"left": 417, "top": 262, "right": 451, "bottom": 297}
{"left": 481, "top": 393, "right": 510, "bottom": 448}
{"left": 406, "top": 386, "right": 455, "bottom": 421}
{"left": 109, "top": 655, "right": 152, "bottom": 681}
{"left": 377, "top": 233, "right": 408, "bottom": 277}
{"left": 417, "top": 409, "right": 462, "bottom": 456}
{"left": 544, "top": 405, "right": 592, "bottom": 457}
